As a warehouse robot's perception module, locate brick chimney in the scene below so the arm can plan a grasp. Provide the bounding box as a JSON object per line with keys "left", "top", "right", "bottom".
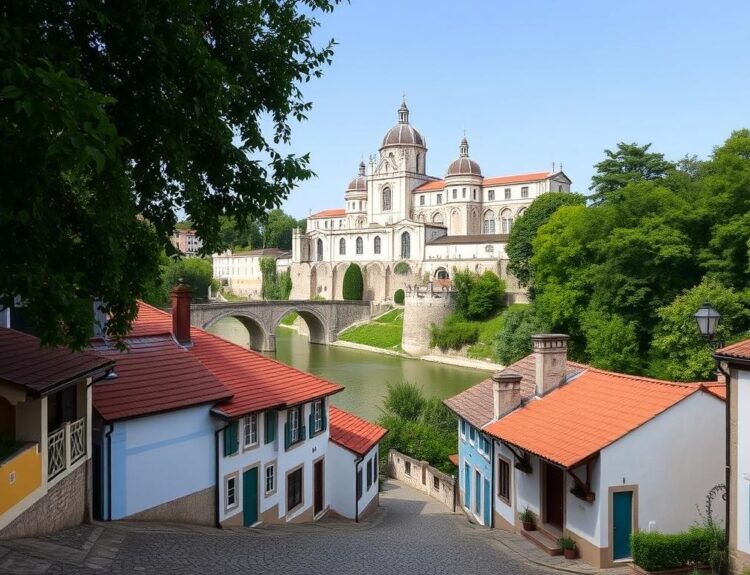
{"left": 533, "top": 334, "right": 569, "bottom": 396}
{"left": 492, "top": 371, "right": 522, "bottom": 420}
{"left": 170, "top": 284, "right": 192, "bottom": 346}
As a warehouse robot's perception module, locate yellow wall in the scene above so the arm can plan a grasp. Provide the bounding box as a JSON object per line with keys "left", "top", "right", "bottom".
{"left": 0, "top": 444, "right": 42, "bottom": 516}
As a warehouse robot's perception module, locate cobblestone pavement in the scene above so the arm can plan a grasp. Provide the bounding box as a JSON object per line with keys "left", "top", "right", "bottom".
{"left": 0, "top": 481, "right": 580, "bottom": 575}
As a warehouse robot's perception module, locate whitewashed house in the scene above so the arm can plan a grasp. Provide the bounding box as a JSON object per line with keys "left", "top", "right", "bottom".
{"left": 446, "top": 334, "right": 726, "bottom": 567}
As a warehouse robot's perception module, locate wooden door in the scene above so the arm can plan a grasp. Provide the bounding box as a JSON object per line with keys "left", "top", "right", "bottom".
{"left": 242, "top": 468, "right": 258, "bottom": 527}
{"left": 544, "top": 462, "right": 564, "bottom": 529}
{"left": 314, "top": 459, "right": 324, "bottom": 515}
{"left": 613, "top": 491, "right": 633, "bottom": 560}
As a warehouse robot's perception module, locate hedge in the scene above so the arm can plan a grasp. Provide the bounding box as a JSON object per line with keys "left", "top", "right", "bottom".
{"left": 632, "top": 527, "right": 717, "bottom": 571}
{"left": 342, "top": 263, "right": 363, "bottom": 300}
{"left": 394, "top": 289, "right": 405, "bottom": 304}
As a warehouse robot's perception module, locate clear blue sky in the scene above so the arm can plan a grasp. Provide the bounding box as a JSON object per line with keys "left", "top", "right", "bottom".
{"left": 279, "top": 0, "right": 750, "bottom": 219}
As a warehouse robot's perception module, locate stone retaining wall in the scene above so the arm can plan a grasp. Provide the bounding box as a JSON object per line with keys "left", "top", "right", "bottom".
{"left": 387, "top": 449, "right": 456, "bottom": 511}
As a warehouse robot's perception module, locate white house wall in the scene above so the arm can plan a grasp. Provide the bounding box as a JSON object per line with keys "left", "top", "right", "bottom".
{"left": 564, "top": 457, "right": 602, "bottom": 547}
{"left": 514, "top": 451, "right": 542, "bottom": 519}
{"left": 494, "top": 441, "right": 518, "bottom": 528}
{"left": 737, "top": 368, "right": 750, "bottom": 555}
{"left": 110, "top": 405, "right": 217, "bottom": 520}
{"left": 327, "top": 443, "right": 356, "bottom": 519}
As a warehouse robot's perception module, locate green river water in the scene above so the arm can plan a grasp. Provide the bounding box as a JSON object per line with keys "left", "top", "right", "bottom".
{"left": 207, "top": 317, "right": 487, "bottom": 422}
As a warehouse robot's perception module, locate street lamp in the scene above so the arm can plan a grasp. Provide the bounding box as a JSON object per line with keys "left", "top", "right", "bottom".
{"left": 694, "top": 301, "right": 723, "bottom": 349}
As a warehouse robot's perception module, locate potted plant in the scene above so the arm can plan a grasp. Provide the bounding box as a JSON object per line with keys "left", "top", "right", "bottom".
{"left": 518, "top": 506, "right": 536, "bottom": 531}
{"left": 559, "top": 537, "right": 577, "bottom": 559}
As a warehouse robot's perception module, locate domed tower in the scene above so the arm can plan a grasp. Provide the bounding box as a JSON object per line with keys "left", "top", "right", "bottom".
{"left": 345, "top": 161, "right": 368, "bottom": 227}
{"left": 379, "top": 99, "right": 427, "bottom": 175}
{"left": 444, "top": 137, "right": 484, "bottom": 235}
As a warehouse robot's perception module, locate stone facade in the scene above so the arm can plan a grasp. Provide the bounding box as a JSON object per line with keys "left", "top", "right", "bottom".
{"left": 127, "top": 486, "right": 215, "bottom": 526}
{"left": 387, "top": 449, "right": 456, "bottom": 511}
{"left": 401, "top": 290, "right": 456, "bottom": 355}
{"left": 0, "top": 461, "right": 88, "bottom": 540}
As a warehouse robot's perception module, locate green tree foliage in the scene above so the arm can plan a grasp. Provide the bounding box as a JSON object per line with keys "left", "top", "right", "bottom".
{"left": 261, "top": 209, "right": 304, "bottom": 250}
{"left": 506, "top": 192, "right": 586, "bottom": 288}
{"left": 377, "top": 382, "right": 457, "bottom": 474}
{"left": 259, "top": 257, "right": 292, "bottom": 300}
{"left": 650, "top": 279, "right": 750, "bottom": 380}
{"left": 394, "top": 262, "right": 411, "bottom": 275}
{"left": 1, "top": 1, "right": 339, "bottom": 348}
{"left": 589, "top": 142, "right": 676, "bottom": 204}
{"left": 342, "top": 264, "right": 363, "bottom": 300}
{"left": 494, "top": 305, "right": 545, "bottom": 365}
{"left": 143, "top": 257, "right": 218, "bottom": 307}
{"left": 394, "top": 289, "right": 405, "bottom": 305}
{"left": 452, "top": 270, "right": 506, "bottom": 320}
{"left": 580, "top": 309, "right": 641, "bottom": 373}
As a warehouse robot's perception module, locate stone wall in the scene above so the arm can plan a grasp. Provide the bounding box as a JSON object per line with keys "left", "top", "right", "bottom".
{"left": 387, "top": 449, "right": 456, "bottom": 511}
{"left": 0, "top": 461, "right": 88, "bottom": 540}
{"left": 401, "top": 291, "right": 455, "bottom": 355}
{"left": 126, "top": 486, "right": 215, "bottom": 526}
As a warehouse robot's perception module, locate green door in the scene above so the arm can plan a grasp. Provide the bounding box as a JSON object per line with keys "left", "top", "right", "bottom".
{"left": 243, "top": 468, "right": 258, "bottom": 527}
{"left": 613, "top": 491, "right": 633, "bottom": 560}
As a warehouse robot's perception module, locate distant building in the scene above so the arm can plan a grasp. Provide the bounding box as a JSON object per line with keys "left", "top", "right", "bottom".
{"left": 290, "top": 99, "right": 571, "bottom": 303}
{"left": 212, "top": 248, "right": 292, "bottom": 299}
{"left": 171, "top": 228, "right": 203, "bottom": 257}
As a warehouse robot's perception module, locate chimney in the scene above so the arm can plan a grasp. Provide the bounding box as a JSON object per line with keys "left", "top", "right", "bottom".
{"left": 170, "top": 283, "right": 192, "bottom": 346}
{"left": 533, "top": 334, "right": 569, "bottom": 396}
{"left": 492, "top": 371, "right": 522, "bottom": 420}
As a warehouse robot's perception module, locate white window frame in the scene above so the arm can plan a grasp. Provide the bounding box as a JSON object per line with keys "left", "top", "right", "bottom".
{"left": 488, "top": 189, "right": 495, "bottom": 201}
{"left": 265, "top": 464, "right": 276, "bottom": 495}
{"left": 243, "top": 414, "right": 258, "bottom": 449}
{"left": 505, "top": 188, "right": 511, "bottom": 200}
{"left": 289, "top": 408, "right": 300, "bottom": 443}
{"left": 521, "top": 186, "right": 529, "bottom": 199}
{"left": 226, "top": 475, "right": 238, "bottom": 509}
{"left": 312, "top": 400, "right": 323, "bottom": 433}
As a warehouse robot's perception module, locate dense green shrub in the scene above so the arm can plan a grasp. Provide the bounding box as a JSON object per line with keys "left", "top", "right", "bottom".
{"left": 394, "top": 262, "right": 411, "bottom": 275}
{"left": 394, "top": 289, "right": 405, "bottom": 304}
{"left": 342, "top": 263, "right": 363, "bottom": 300}
{"left": 494, "top": 305, "right": 544, "bottom": 365}
{"left": 631, "top": 527, "right": 718, "bottom": 571}
{"left": 453, "top": 269, "right": 505, "bottom": 320}
{"left": 430, "top": 315, "right": 480, "bottom": 351}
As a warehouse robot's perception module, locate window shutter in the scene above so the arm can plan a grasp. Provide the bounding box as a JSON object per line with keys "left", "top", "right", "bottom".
{"left": 309, "top": 410, "right": 314, "bottom": 437}
{"left": 284, "top": 420, "right": 291, "bottom": 450}
{"left": 224, "top": 422, "right": 238, "bottom": 457}
{"left": 321, "top": 403, "right": 327, "bottom": 431}
{"left": 265, "top": 411, "right": 276, "bottom": 444}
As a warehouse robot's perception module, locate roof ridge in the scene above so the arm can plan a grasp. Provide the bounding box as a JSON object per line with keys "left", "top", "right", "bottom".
{"left": 584, "top": 366, "right": 706, "bottom": 387}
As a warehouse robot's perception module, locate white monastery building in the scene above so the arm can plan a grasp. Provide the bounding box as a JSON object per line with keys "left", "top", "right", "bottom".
{"left": 290, "top": 99, "right": 571, "bottom": 303}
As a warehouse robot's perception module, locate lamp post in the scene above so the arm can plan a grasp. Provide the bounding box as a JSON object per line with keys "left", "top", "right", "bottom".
{"left": 694, "top": 301, "right": 723, "bottom": 349}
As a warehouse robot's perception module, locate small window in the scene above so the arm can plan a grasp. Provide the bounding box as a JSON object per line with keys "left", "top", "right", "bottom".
{"left": 339, "top": 238, "right": 346, "bottom": 255}
{"left": 243, "top": 415, "right": 258, "bottom": 449}
{"left": 433, "top": 475, "right": 440, "bottom": 491}
{"left": 558, "top": 184, "right": 563, "bottom": 192}
{"left": 367, "top": 459, "right": 373, "bottom": 489}
{"left": 405, "top": 460, "right": 412, "bottom": 476}
{"left": 311, "top": 400, "right": 323, "bottom": 434}
{"left": 488, "top": 189, "right": 495, "bottom": 201}
{"left": 420, "top": 195, "right": 425, "bottom": 206}
{"left": 382, "top": 188, "right": 392, "bottom": 211}
{"left": 460, "top": 419, "right": 466, "bottom": 438}
{"left": 497, "top": 457, "right": 511, "bottom": 504}
{"left": 287, "top": 468, "right": 303, "bottom": 511}
{"left": 374, "top": 236, "right": 381, "bottom": 254}
{"left": 226, "top": 476, "right": 237, "bottom": 508}
{"left": 521, "top": 186, "right": 529, "bottom": 199}
{"left": 462, "top": 188, "right": 466, "bottom": 198}
{"left": 469, "top": 426, "right": 476, "bottom": 444}
{"left": 452, "top": 189, "right": 457, "bottom": 200}
{"left": 356, "top": 237, "right": 363, "bottom": 255}
{"left": 473, "top": 189, "right": 477, "bottom": 200}
{"left": 504, "top": 188, "right": 511, "bottom": 200}
{"left": 325, "top": 221, "right": 328, "bottom": 229}
{"left": 266, "top": 464, "right": 276, "bottom": 494}
{"left": 436, "top": 194, "right": 442, "bottom": 205}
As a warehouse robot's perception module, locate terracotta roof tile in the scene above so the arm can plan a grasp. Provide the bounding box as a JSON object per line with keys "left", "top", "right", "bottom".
{"left": 716, "top": 338, "right": 750, "bottom": 361}
{"left": 413, "top": 180, "right": 445, "bottom": 192}
{"left": 444, "top": 355, "right": 585, "bottom": 429}
{"left": 412, "top": 171, "right": 551, "bottom": 193}
{"left": 328, "top": 406, "right": 387, "bottom": 456}
{"left": 0, "top": 328, "right": 113, "bottom": 395}
{"left": 703, "top": 383, "right": 727, "bottom": 400}
{"left": 309, "top": 209, "right": 346, "bottom": 219}
{"left": 483, "top": 368, "right": 705, "bottom": 468}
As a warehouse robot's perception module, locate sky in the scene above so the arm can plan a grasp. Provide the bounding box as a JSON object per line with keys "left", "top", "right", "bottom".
{"left": 279, "top": 0, "right": 750, "bottom": 219}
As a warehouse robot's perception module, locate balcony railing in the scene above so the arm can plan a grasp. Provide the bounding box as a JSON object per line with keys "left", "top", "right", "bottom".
{"left": 48, "top": 417, "right": 86, "bottom": 480}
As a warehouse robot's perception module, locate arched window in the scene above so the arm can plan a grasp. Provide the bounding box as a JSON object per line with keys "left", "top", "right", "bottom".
{"left": 483, "top": 210, "right": 496, "bottom": 234}
{"left": 416, "top": 152, "right": 421, "bottom": 173}
{"left": 356, "top": 237, "right": 363, "bottom": 255}
{"left": 400, "top": 231, "right": 411, "bottom": 259}
{"left": 374, "top": 236, "right": 381, "bottom": 254}
{"left": 432, "top": 212, "right": 444, "bottom": 224}
{"left": 382, "top": 187, "right": 392, "bottom": 211}
{"left": 316, "top": 239, "right": 323, "bottom": 261}
{"left": 517, "top": 207, "right": 527, "bottom": 217}
{"left": 339, "top": 238, "right": 346, "bottom": 255}
{"left": 501, "top": 209, "right": 513, "bottom": 234}
{"left": 435, "top": 267, "right": 449, "bottom": 280}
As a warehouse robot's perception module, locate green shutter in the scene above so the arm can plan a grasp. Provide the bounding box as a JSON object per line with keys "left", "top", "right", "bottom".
{"left": 265, "top": 411, "right": 277, "bottom": 444}
{"left": 284, "top": 420, "right": 291, "bottom": 450}
{"left": 224, "top": 421, "right": 238, "bottom": 457}
{"left": 309, "top": 410, "right": 314, "bottom": 437}
{"left": 321, "top": 401, "right": 327, "bottom": 431}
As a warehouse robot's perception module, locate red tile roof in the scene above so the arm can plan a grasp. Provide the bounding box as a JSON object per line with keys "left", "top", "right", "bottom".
{"left": 484, "top": 368, "right": 707, "bottom": 469}
{"left": 716, "top": 339, "right": 750, "bottom": 361}
{"left": 413, "top": 180, "right": 445, "bottom": 192}
{"left": 91, "top": 336, "right": 231, "bottom": 421}
{"left": 448, "top": 454, "right": 459, "bottom": 466}
{"left": 412, "top": 171, "right": 551, "bottom": 193}
{"left": 0, "top": 328, "right": 113, "bottom": 396}
{"left": 703, "top": 383, "right": 727, "bottom": 400}
{"left": 328, "top": 406, "right": 387, "bottom": 456}
{"left": 309, "top": 208, "right": 346, "bottom": 219}
{"left": 92, "top": 302, "right": 343, "bottom": 420}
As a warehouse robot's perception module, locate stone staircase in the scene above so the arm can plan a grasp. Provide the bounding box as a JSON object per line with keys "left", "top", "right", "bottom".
{"left": 520, "top": 525, "right": 563, "bottom": 556}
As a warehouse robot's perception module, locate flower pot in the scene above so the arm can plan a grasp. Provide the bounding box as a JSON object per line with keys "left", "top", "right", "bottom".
{"left": 563, "top": 548, "right": 577, "bottom": 560}
{"left": 523, "top": 521, "right": 536, "bottom": 531}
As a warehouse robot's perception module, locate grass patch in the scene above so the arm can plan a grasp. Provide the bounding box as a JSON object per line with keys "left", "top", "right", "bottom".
{"left": 460, "top": 304, "right": 530, "bottom": 361}
{"left": 339, "top": 309, "right": 404, "bottom": 350}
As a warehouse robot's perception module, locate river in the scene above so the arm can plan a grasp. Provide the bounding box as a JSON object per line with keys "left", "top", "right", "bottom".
{"left": 207, "top": 317, "right": 487, "bottom": 422}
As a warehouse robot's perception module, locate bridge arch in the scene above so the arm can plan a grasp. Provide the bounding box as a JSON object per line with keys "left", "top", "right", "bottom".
{"left": 202, "top": 311, "right": 271, "bottom": 351}
{"left": 272, "top": 306, "right": 329, "bottom": 346}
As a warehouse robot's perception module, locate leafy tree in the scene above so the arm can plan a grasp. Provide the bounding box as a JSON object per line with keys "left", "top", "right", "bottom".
{"left": 342, "top": 263, "right": 363, "bottom": 300}
{"left": 1, "top": 0, "right": 339, "bottom": 348}
{"left": 506, "top": 192, "right": 586, "bottom": 288}
{"left": 466, "top": 271, "right": 505, "bottom": 320}
{"left": 143, "top": 257, "right": 218, "bottom": 307}
{"left": 650, "top": 278, "right": 750, "bottom": 381}
{"left": 451, "top": 269, "right": 476, "bottom": 317}
{"left": 580, "top": 308, "right": 641, "bottom": 373}
{"left": 589, "top": 142, "right": 675, "bottom": 204}
{"left": 381, "top": 382, "right": 425, "bottom": 421}
{"left": 494, "top": 305, "right": 544, "bottom": 365}
{"left": 394, "top": 262, "right": 411, "bottom": 275}
{"left": 394, "top": 289, "right": 405, "bottom": 305}
{"left": 261, "top": 209, "right": 303, "bottom": 250}
{"left": 260, "top": 257, "right": 292, "bottom": 300}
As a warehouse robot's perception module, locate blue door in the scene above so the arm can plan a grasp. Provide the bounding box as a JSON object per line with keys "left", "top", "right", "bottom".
{"left": 243, "top": 468, "right": 258, "bottom": 527}
{"left": 483, "top": 478, "right": 491, "bottom": 526}
{"left": 464, "top": 463, "right": 471, "bottom": 508}
{"left": 474, "top": 470, "right": 481, "bottom": 514}
{"left": 613, "top": 491, "right": 633, "bottom": 560}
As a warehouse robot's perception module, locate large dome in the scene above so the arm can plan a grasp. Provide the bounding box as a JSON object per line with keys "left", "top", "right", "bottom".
{"left": 347, "top": 162, "right": 367, "bottom": 192}
{"left": 380, "top": 100, "right": 426, "bottom": 149}
{"left": 446, "top": 137, "right": 482, "bottom": 177}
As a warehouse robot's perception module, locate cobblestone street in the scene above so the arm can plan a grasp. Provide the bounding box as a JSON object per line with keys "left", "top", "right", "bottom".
{"left": 0, "top": 481, "right": 578, "bottom": 575}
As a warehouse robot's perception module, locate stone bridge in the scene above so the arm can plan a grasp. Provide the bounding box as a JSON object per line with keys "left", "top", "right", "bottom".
{"left": 190, "top": 300, "right": 373, "bottom": 352}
